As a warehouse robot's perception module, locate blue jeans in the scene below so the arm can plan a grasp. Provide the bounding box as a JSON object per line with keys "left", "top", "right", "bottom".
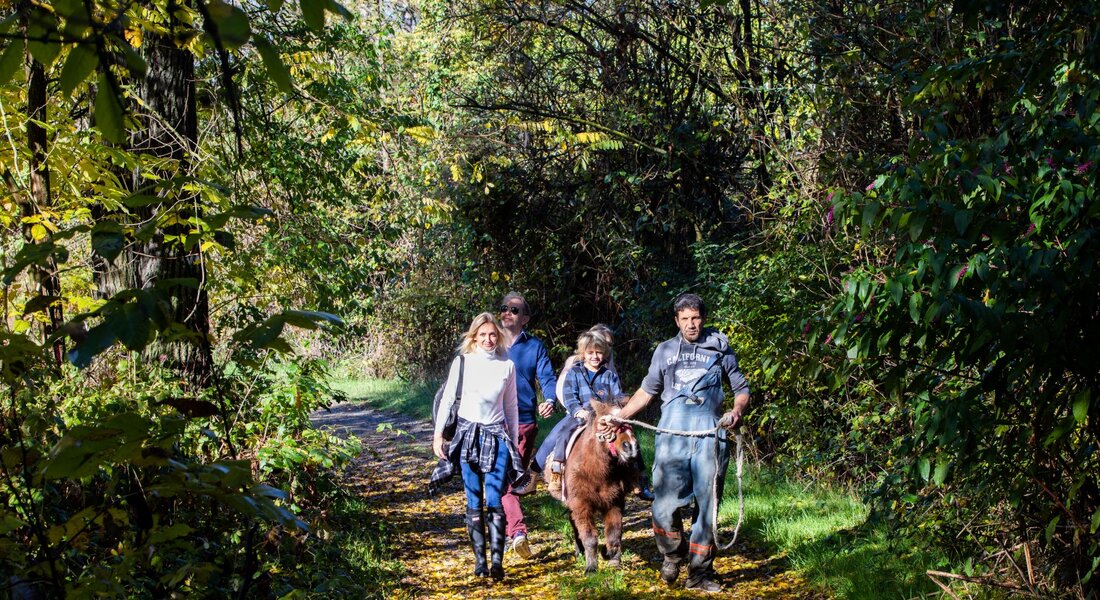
{"left": 461, "top": 438, "right": 510, "bottom": 510}
{"left": 532, "top": 415, "right": 583, "bottom": 473}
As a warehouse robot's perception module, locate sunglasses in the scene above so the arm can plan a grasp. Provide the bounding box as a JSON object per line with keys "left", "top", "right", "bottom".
{"left": 499, "top": 305, "right": 523, "bottom": 315}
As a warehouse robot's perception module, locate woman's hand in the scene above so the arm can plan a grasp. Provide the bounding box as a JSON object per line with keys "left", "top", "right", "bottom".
{"left": 433, "top": 434, "right": 447, "bottom": 460}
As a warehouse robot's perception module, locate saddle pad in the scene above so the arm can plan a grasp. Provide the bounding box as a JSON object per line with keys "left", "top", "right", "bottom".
{"left": 559, "top": 422, "right": 589, "bottom": 504}
{"left": 563, "top": 422, "right": 588, "bottom": 462}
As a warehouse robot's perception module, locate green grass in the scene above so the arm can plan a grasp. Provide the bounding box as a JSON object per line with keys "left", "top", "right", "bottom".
{"left": 733, "top": 469, "right": 944, "bottom": 599}
{"left": 331, "top": 377, "right": 438, "bottom": 420}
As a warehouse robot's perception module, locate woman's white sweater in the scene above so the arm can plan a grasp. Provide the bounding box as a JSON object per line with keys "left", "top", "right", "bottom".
{"left": 435, "top": 348, "right": 518, "bottom": 442}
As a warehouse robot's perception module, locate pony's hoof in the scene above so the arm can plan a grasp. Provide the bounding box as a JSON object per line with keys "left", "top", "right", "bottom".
{"left": 584, "top": 564, "right": 597, "bottom": 574}
{"left": 608, "top": 558, "right": 621, "bottom": 569}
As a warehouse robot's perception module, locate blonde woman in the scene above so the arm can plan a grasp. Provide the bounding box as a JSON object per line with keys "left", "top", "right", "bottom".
{"left": 433, "top": 312, "right": 525, "bottom": 581}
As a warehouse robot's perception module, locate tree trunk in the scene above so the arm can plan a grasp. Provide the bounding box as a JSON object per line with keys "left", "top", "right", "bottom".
{"left": 97, "top": 8, "right": 212, "bottom": 387}
{"left": 23, "top": 17, "right": 64, "bottom": 366}
{"left": 139, "top": 26, "right": 210, "bottom": 387}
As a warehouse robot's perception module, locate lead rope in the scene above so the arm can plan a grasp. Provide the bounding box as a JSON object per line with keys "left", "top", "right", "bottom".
{"left": 605, "top": 417, "right": 745, "bottom": 551}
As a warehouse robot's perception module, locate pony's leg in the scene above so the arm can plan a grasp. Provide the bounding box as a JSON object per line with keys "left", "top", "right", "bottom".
{"left": 573, "top": 508, "right": 600, "bottom": 573}
{"left": 569, "top": 514, "right": 584, "bottom": 559}
{"left": 603, "top": 504, "right": 623, "bottom": 568}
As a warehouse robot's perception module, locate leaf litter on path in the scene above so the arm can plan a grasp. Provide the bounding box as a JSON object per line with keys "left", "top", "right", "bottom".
{"left": 314, "top": 402, "right": 824, "bottom": 599}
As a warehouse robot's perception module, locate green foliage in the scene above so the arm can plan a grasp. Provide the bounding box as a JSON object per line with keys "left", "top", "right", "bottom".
{"left": 0, "top": 355, "right": 362, "bottom": 596}
{"left": 811, "top": 0, "right": 1100, "bottom": 588}
{"left": 4, "top": 0, "right": 1096, "bottom": 595}
{"left": 0, "top": 0, "right": 384, "bottom": 595}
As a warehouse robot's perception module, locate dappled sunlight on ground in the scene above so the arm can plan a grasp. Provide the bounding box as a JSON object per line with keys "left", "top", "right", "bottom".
{"left": 314, "top": 402, "right": 823, "bottom": 599}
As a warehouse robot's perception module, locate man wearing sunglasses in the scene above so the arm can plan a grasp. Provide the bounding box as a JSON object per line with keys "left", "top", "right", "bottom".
{"left": 497, "top": 291, "right": 558, "bottom": 560}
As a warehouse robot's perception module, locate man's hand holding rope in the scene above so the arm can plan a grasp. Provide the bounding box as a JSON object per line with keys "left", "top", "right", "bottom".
{"left": 718, "top": 407, "right": 742, "bottom": 431}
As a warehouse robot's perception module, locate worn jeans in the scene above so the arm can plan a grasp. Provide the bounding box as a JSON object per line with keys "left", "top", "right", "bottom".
{"left": 461, "top": 439, "right": 510, "bottom": 510}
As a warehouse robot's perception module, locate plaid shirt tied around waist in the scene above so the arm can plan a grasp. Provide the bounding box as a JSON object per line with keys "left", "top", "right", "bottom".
{"left": 428, "top": 418, "right": 525, "bottom": 494}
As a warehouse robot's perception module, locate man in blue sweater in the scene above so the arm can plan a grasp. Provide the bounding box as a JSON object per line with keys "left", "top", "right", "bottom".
{"left": 498, "top": 291, "right": 558, "bottom": 559}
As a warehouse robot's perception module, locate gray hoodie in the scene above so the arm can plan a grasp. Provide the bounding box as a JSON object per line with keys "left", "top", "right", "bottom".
{"left": 639, "top": 327, "right": 750, "bottom": 408}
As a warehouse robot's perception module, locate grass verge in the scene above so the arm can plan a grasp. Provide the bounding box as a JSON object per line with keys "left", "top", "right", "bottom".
{"left": 276, "top": 492, "right": 404, "bottom": 598}
{"left": 735, "top": 469, "right": 945, "bottom": 598}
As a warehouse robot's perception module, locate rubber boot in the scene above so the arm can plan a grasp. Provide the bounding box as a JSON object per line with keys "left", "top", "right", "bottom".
{"left": 486, "top": 507, "right": 507, "bottom": 581}
{"left": 465, "top": 508, "right": 488, "bottom": 577}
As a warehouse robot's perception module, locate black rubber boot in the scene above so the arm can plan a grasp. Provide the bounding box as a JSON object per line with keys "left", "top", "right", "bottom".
{"left": 486, "top": 507, "right": 507, "bottom": 581}
{"left": 466, "top": 508, "right": 488, "bottom": 577}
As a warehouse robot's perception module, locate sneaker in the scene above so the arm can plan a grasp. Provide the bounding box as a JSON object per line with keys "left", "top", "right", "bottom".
{"left": 684, "top": 577, "right": 722, "bottom": 593}
{"left": 510, "top": 533, "right": 533, "bottom": 559}
{"left": 659, "top": 560, "right": 680, "bottom": 584}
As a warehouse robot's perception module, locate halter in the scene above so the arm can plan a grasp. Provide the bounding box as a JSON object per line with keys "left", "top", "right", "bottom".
{"left": 596, "top": 423, "right": 632, "bottom": 457}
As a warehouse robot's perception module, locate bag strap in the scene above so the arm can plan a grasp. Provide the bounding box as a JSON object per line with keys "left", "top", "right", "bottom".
{"left": 455, "top": 355, "right": 465, "bottom": 405}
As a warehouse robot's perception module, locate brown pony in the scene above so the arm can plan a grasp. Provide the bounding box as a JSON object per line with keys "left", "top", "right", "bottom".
{"left": 561, "top": 401, "right": 641, "bottom": 573}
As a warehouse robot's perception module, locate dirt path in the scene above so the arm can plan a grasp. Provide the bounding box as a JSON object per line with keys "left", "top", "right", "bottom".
{"left": 313, "top": 402, "right": 821, "bottom": 599}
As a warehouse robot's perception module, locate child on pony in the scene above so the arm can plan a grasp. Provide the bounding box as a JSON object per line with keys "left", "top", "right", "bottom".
{"left": 532, "top": 330, "right": 622, "bottom": 499}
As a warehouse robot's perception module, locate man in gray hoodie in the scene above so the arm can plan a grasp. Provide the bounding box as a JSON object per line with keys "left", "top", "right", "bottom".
{"left": 599, "top": 293, "right": 749, "bottom": 593}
